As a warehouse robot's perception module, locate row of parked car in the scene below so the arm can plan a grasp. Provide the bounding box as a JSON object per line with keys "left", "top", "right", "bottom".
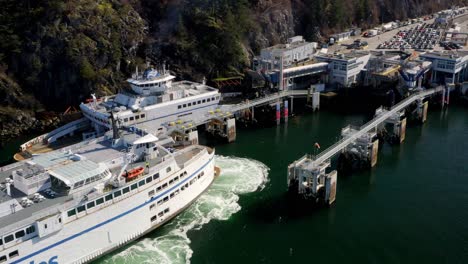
{"left": 377, "top": 22, "right": 441, "bottom": 50}
{"left": 441, "top": 41, "right": 463, "bottom": 50}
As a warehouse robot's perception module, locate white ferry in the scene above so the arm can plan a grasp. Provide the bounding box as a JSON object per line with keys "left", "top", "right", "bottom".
{"left": 0, "top": 123, "right": 218, "bottom": 263}
{"left": 80, "top": 67, "right": 221, "bottom": 138}
{"left": 18, "top": 67, "right": 221, "bottom": 156}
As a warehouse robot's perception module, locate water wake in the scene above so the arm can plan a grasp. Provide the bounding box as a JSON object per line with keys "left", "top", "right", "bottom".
{"left": 98, "top": 155, "right": 269, "bottom": 264}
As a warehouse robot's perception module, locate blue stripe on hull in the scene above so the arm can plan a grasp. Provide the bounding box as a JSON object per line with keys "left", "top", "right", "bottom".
{"left": 10, "top": 155, "right": 214, "bottom": 264}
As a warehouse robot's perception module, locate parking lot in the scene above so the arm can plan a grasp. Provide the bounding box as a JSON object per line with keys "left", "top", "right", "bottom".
{"left": 327, "top": 12, "right": 468, "bottom": 54}
{"left": 377, "top": 22, "right": 441, "bottom": 50}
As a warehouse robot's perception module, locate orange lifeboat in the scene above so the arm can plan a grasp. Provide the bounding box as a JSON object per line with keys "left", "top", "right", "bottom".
{"left": 123, "top": 167, "right": 144, "bottom": 181}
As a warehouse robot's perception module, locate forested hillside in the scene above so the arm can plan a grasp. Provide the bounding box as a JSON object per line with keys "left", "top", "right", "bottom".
{"left": 0, "top": 0, "right": 465, "bottom": 139}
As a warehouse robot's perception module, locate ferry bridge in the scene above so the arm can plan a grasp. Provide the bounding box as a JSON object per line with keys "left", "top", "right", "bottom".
{"left": 151, "top": 89, "right": 317, "bottom": 144}
{"left": 287, "top": 86, "right": 447, "bottom": 205}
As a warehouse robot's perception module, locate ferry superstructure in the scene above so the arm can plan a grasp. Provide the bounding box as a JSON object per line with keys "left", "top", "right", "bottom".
{"left": 0, "top": 124, "right": 217, "bottom": 263}
{"left": 80, "top": 67, "right": 221, "bottom": 137}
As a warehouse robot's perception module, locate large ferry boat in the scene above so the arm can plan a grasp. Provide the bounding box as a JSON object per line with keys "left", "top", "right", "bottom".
{"left": 80, "top": 67, "right": 221, "bottom": 136}
{"left": 17, "top": 67, "right": 222, "bottom": 157}
{"left": 0, "top": 119, "right": 218, "bottom": 263}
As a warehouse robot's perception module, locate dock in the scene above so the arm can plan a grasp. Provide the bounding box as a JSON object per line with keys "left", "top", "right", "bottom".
{"left": 287, "top": 86, "right": 448, "bottom": 204}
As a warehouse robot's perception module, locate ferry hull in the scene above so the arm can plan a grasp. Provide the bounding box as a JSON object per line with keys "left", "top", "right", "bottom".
{"left": 3, "top": 151, "right": 215, "bottom": 264}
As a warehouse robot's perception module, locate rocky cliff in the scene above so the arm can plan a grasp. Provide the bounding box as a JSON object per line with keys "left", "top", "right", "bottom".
{"left": 0, "top": 0, "right": 466, "bottom": 140}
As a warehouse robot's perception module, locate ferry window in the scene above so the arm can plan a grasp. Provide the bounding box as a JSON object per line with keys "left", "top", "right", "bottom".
{"left": 163, "top": 197, "right": 169, "bottom": 202}
{"left": 153, "top": 173, "right": 160, "bottom": 180}
{"left": 122, "top": 187, "right": 130, "bottom": 194}
{"left": 150, "top": 204, "right": 156, "bottom": 210}
{"left": 158, "top": 212, "right": 164, "bottom": 217}
{"left": 131, "top": 183, "right": 138, "bottom": 190}
{"left": 96, "top": 198, "right": 104, "bottom": 205}
{"left": 9, "top": 251, "right": 18, "bottom": 258}
{"left": 198, "top": 100, "right": 201, "bottom": 104}
{"left": 77, "top": 205, "right": 86, "bottom": 213}
{"left": 174, "top": 190, "right": 179, "bottom": 196}
{"left": 151, "top": 215, "right": 157, "bottom": 222}
{"left": 156, "top": 186, "right": 162, "bottom": 192}
{"left": 0, "top": 255, "right": 5, "bottom": 263}
{"left": 185, "top": 183, "right": 189, "bottom": 188}
{"left": 114, "top": 190, "right": 122, "bottom": 198}
{"left": 105, "top": 194, "right": 113, "bottom": 201}
{"left": 87, "top": 201, "right": 95, "bottom": 209}
{"left": 170, "top": 193, "right": 174, "bottom": 198}
{"left": 212, "top": 97, "right": 215, "bottom": 101}
{"left": 59, "top": 218, "right": 62, "bottom": 223}
{"left": 181, "top": 186, "right": 185, "bottom": 191}
{"left": 130, "top": 117, "right": 134, "bottom": 121}
{"left": 135, "top": 115, "right": 140, "bottom": 120}
{"left": 141, "top": 114, "right": 145, "bottom": 118}
{"left": 183, "top": 104, "right": 187, "bottom": 108}
{"left": 169, "top": 179, "right": 173, "bottom": 185}
{"left": 201, "top": 171, "right": 204, "bottom": 176}
{"left": 198, "top": 174, "right": 201, "bottom": 179}
{"left": 166, "top": 167, "right": 171, "bottom": 173}
{"left": 26, "top": 226, "right": 35, "bottom": 234}
{"left": 164, "top": 208, "right": 170, "bottom": 213}
{"left": 202, "top": 99, "right": 206, "bottom": 103}
{"left": 192, "top": 101, "right": 196, "bottom": 105}
{"left": 178, "top": 105, "right": 181, "bottom": 109}
{"left": 174, "top": 176, "right": 179, "bottom": 182}
{"left": 67, "top": 209, "right": 76, "bottom": 217}
{"left": 15, "top": 230, "right": 25, "bottom": 239}
{"left": 157, "top": 200, "right": 162, "bottom": 206}
{"left": 162, "top": 183, "right": 168, "bottom": 189}
{"left": 4, "top": 235, "right": 13, "bottom": 243}
{"left": 0, "top": 238, "right": 3, "bottom": 246}
{"left": 188, "top": 103, "right": 192, "bottom": 107}
{"left": 148, "top": 190, "right": 155, "bottom": 197}
{"left": 207, "top": 98, "right": 211, "bottom": 102}
{"left": 124, "top": 118, "right": 128, "bottom": 122}
{"left": 139, "top": 179, "right": 146, "bottom": 187}
{"left": 146, "top": 177, "right": 153, "bottom": 184}
{"left": 44, "top": 224, "right": 48, "bottom": 229}
{"left": 180, "top": 173, "right": 184, "bottom": 178}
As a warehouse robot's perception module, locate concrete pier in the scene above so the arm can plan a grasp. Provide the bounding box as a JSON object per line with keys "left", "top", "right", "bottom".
{"left": 416, "top": 99, "right": 429, "bottom": 123}
{"left": 384, "top": 112, "right": 406, "bottom": 144}
{"left": 306, "top": 87, "right": 320, "bottom": 111}
{"left": 276, "top": 102, "right": 281, "bottom": 126}
{"left": 287, "top": 158, "right": 337, "bottom": 205}
{"left": 287, "top": 87, "right": 444, "bottom": 205}
{"left": 205, "top": 117, "right": 236, "bottom": 142}
{"left": 284, "top": 100, "right": 289, "bottom": 123}
{"left": 339, "top": 125, "right": 379, "bottom": 171}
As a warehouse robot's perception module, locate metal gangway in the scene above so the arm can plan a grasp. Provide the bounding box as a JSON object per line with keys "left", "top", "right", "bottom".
{"left": 310, "top": 86, "right": 444, "bottom": 166}
{"left": 219, "top": 89, "right": 310, "bottom": 113}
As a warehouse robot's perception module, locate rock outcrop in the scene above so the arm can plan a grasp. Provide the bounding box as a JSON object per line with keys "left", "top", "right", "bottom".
{"left": 0, "top": 0, "right": 465, "bottom": 140}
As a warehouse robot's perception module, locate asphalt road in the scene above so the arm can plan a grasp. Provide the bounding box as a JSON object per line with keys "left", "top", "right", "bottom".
{"left": 326, "top": 13, "right": 468, "bottom": 54}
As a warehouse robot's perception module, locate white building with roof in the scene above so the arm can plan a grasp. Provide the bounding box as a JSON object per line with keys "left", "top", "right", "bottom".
{"left": 419, "top": 51, "right": 468, "bottom": 84}
{"left": 253, "top": 36, "right": 316, "bottom": 72}
{"left": 315, "top": 51, "right": 371, "bottom": 88}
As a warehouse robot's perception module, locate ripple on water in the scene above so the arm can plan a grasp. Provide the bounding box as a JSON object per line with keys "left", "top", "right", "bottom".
{"left": 97, "top": 155, "right": 269, "bottom": 264}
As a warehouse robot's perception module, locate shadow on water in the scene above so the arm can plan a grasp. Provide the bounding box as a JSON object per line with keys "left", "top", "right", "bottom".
{"left": 245, "top": 166, "right": 376, "bottom": 226}
{"left": 245, "top": 192, "right": 329, "bottom": 224}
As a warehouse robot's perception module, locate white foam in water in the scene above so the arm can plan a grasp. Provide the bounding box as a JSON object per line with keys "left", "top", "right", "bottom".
{"left": 98, "top": 155, "right": 269, "bottom": 264}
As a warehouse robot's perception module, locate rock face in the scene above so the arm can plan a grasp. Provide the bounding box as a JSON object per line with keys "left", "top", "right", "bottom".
{"left": 0, "top": 0, "right": 464, "bottom": 139}
{"left": 248, "top": 0, "right": 296, "bottom": 53}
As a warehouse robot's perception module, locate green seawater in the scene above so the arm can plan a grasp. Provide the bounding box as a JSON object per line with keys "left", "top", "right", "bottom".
{"left": 2, "top": 105, "right": 467, "bottom": 264}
